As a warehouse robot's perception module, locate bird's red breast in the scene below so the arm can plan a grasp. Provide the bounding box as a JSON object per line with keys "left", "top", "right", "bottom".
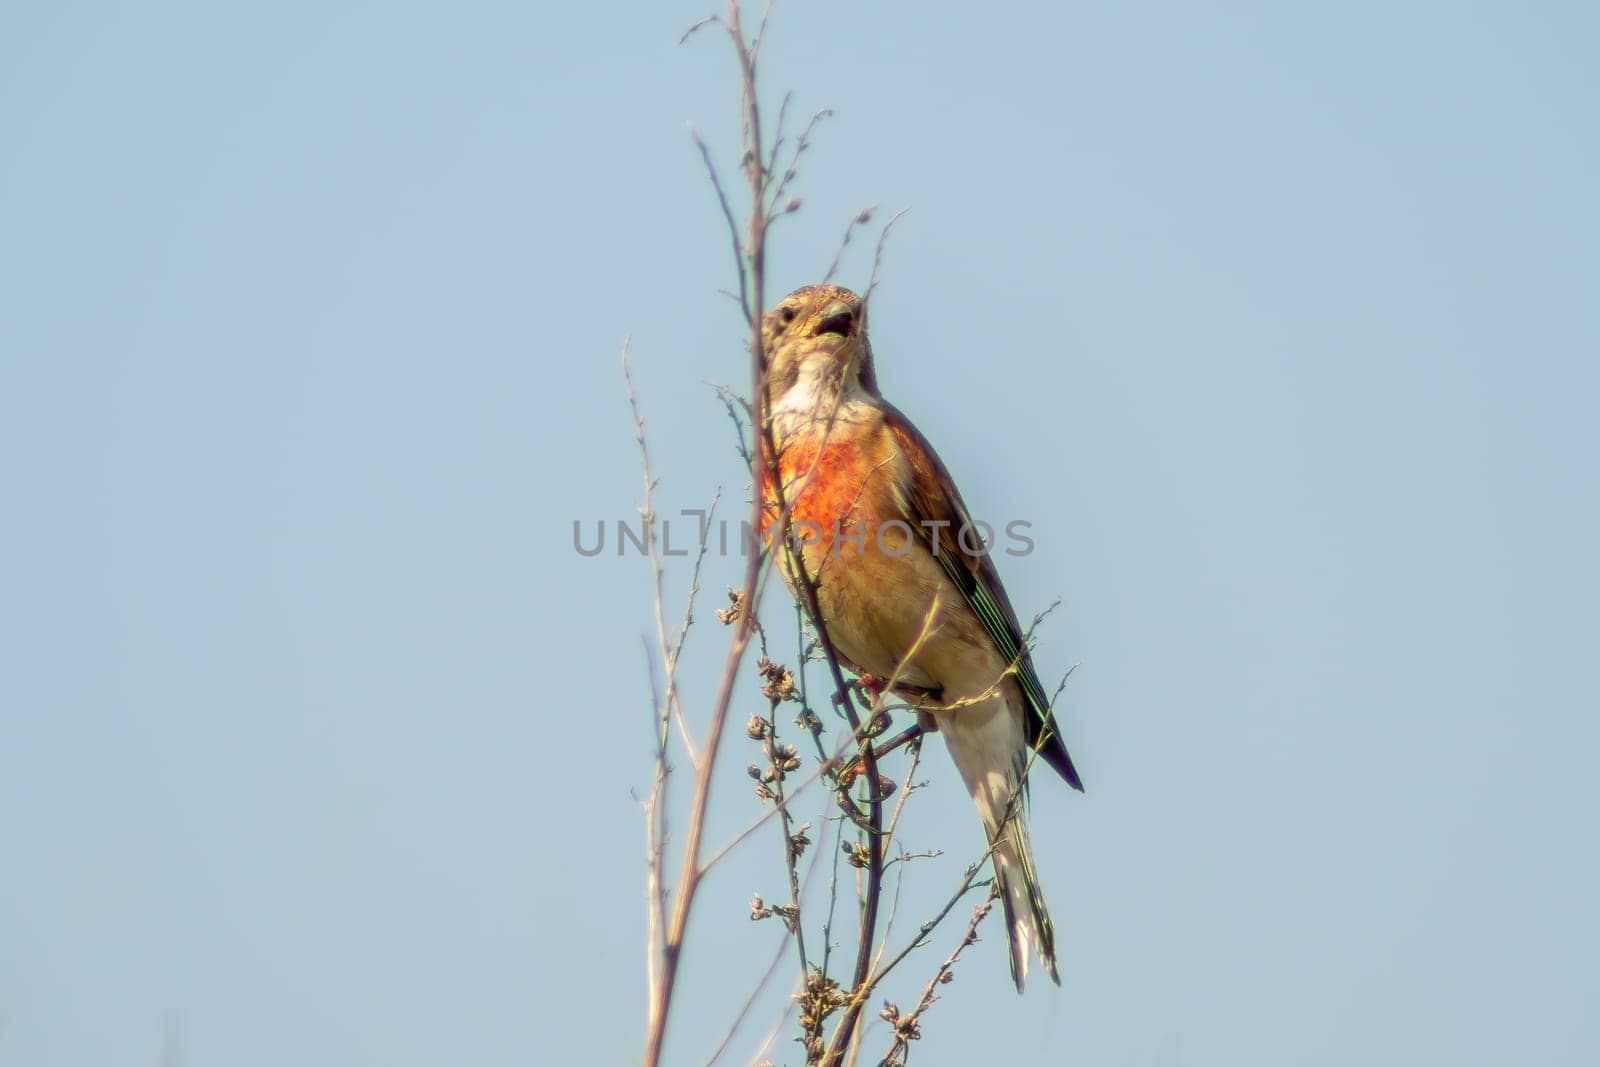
{"left": 758, "top": 418, "right": 908, "bottom": 558}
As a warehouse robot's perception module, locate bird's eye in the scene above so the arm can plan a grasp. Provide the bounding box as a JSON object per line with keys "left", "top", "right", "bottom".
{"left": 778, "top": 306, "right": 798, "bottom": 326}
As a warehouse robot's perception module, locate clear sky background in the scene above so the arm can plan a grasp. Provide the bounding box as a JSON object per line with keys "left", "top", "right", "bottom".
{"left": 3, "top": 1, "right": 1596, "bottom": 1065}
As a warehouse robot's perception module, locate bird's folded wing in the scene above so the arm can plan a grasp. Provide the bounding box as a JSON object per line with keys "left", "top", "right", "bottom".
{"left": 880, "top": 403, "right": 1083, "bottom": 792}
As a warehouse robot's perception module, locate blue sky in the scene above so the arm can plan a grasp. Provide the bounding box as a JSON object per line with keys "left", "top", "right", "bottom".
{"left": 3, "top": 1, "right": 1596, "bottom": 1064}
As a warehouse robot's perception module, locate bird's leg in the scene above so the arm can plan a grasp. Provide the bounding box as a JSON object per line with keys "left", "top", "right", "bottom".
{"left": 829, "top": 676, "right": 934, "bottom": 820}
{"left": 869, "top": 723, "right": 924, "bottom": 761}
{"left": 830, "top": 722, "right": 926, "bottom": 832}
{"left": 853, "top": 672, "right": 888, "bottom": 708}
{"left": 836, "top": 725, "right": 925, "bottom": 790}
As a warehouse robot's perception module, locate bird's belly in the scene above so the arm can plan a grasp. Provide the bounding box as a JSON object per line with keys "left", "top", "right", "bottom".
{"left": 800, "top": 535, "right": 1006, "bottom": 706}
{"left": 810, "top": 542, "right": 945, "bottom": 688}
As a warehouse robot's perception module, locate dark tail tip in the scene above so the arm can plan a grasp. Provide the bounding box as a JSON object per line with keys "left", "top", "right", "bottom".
{"left": 1044, "top": 741, "right": 1085, "bottom": 792}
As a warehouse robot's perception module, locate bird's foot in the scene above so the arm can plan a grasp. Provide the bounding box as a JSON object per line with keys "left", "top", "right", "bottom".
{"left": 855, "top": 673, "right": 888, "bottom": 707}
{"left": 835, "top": 723, "right": 925, "bottom": 793}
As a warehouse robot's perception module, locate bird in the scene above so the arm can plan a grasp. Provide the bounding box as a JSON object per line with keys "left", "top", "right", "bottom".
{"left": 756, "top": 282, "right": 1083, "bottom": 991}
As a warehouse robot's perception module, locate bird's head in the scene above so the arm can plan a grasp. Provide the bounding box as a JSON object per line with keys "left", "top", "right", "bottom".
{"left": 761, "top": 284, "right": 879, "bottom": 420}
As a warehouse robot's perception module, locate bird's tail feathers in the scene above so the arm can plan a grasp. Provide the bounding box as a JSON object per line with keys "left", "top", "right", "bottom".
{"left": 941, "top": 701, "right": 1062, "bottom": 991}
{"left": 988, "top": 792, "right": 1060, "bottom": 992}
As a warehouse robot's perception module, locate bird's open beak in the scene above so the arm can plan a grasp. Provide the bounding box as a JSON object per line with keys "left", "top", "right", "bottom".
{"left": 813, "top": 301, "right": 857, "bottom": 339}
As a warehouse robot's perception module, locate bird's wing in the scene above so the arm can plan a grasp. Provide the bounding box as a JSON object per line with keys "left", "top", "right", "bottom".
{"left": 880, "top": 402, "right": 1083, "bottom": 792}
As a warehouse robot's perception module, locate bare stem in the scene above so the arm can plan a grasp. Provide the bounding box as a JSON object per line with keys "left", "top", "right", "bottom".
{"left": 643, "top": 5, "right": 783, "bottom": 1063}
{"left": 879, "top": 890, "right": 1000, "bottom": 1066}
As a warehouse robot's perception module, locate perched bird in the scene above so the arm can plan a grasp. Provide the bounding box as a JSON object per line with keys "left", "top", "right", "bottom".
{"left": 757, "top": 283, "right": 1083, "bottom": 991}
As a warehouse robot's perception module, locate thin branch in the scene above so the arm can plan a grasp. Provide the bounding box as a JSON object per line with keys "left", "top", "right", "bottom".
{"left": 678, "top": 12, "right": 721, "bottom": 46}
{"left": 641, "top": 633, "right": 670, "bottom": 1028}
{"left": 702, "top": 937, "right": 793, "bottom": 1067}
{"left": 821, "top": 206, "right": 876, "bottom": 285}
{"left": 699, "top": 744, "right": 836, "bottom": 875}
{"left": 689, "top": 127, "right": 751, "bottom": 326}
{"left": 765, "top": 90, "right": 794, "bottom": 181}
{"left": 623, "top": 342, "right": 701, "bottom": 765}
{"left": 762, "top": 700, "right": 812, "bottom": 976}
{"left": 879, "top": 890, "right": 1000, "bottom": 1066}
{"left": 768, "top": 108, "right": 835, "bottom": 219}
{"left": 862, "top": 207, "right": 911, "bottom": 313}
